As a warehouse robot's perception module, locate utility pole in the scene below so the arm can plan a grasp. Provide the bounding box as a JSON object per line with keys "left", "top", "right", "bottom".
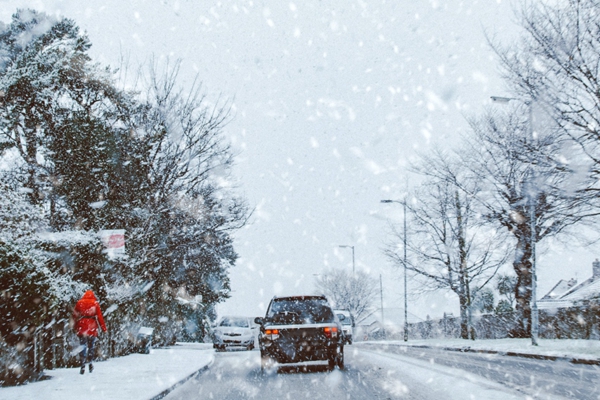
{"left": 403, "top": 199, "right": 408, "bottom": 342}
{"left": 380, "top": 274, "right": 385, "bottom": 338}
{"left": 528, "top": 100, "right": 539, "bottom": 346}
{"left": 381, "top": 198, "right": 409, "bottom": 341}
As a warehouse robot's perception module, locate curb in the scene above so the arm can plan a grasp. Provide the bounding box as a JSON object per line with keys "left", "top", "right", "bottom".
{"left": 148, "top": 357, "right": 214, "bottom": 400}
{"left": 357, "top": 342, "right": 600, "bottom": 366}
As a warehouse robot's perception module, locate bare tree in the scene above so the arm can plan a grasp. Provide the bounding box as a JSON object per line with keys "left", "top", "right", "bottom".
{"left": 314, "top": 269, "right": 378, "bottom": 322}
{"left": 385, "top": 151, "right": 508, "bottom": 339}
{"left": 492, "top": 0, "right": 600, "bottom": 201}
{"left": 458, "top": 106, "right": 593, "bottom": 337}
{"left": 125, "top": 60, "right": 250, "bottom": 327}
{"left": 138, "top": 59, "right": 235, "bottom": 203}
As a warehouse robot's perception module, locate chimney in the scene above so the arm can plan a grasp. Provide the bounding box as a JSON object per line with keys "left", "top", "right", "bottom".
{"left": 593, "top": 259, "right": 600, "bottom": 280}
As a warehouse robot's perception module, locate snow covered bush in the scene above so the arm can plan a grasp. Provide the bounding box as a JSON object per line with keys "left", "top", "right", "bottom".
{"left": 0, "top": 242, "right": 49, "bottom": 385}
{"left": 0, "top": 333, "right": 29, "bottom": 386}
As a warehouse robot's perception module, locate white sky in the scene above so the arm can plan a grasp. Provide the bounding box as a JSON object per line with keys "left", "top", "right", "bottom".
{"left": 2, "top": 0, "right": 598, "bottom": 321}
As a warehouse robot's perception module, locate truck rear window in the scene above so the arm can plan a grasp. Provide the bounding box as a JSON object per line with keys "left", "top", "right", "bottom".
{"left": 219, "top": 317, "right": 249, "bottom": 327}
{"left": 267, "top": 298, "right": 334, "bottom": 324}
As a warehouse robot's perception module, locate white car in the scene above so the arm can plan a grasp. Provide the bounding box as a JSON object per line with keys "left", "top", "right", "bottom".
{"left": 334, "top": 309, "right": 354, "bottom": 344}
{"left": 212, "top": 316, "right": 255, "bottom": 351}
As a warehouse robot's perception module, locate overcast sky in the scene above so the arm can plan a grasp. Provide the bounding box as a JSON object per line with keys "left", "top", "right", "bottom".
{"left": 2, "top": 0, "right": 598, "bottom": 323}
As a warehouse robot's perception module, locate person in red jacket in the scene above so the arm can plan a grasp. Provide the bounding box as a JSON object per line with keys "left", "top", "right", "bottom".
{"left": 73, "top": 290, "right": 107, "bottom": 374}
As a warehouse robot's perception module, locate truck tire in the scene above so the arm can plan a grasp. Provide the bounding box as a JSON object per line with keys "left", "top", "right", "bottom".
{"left": 328, "top": 345, "right": 344, "bottom": 371}
{"left": 336, "top": 345, "right": 344, "bottom": 370}
{"left": 261, "top": 353, "right": 274, "bottom": 372}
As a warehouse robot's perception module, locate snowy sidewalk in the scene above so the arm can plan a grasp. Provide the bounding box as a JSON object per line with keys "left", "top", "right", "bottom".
{"left": 1, "top": 342, "right": 214, "bottom": 400}
{"left": 360, "top": 338, "right": 600, "bottom": 364}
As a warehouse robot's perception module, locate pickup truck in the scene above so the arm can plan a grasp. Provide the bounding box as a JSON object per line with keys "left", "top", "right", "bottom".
{"left": 254, "top": 295, "right": 345, "bottom": 371}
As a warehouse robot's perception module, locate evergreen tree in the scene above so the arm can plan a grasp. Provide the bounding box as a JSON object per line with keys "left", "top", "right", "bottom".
{"left": 0, "top": 10, "right": 93, "bottom": 204}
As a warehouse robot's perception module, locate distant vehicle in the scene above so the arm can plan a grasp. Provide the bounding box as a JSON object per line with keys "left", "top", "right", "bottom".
{"left": 334, "top": 309, "right": 354, "bottom": 344}
{"left": 255, "top": 295, "right": 344, "bottom": 371}
{"left": 134, "top": 326, "right": 154, "bottom": 354}
{"left": 212, "top": 316, "right": 255, "bottom": 351}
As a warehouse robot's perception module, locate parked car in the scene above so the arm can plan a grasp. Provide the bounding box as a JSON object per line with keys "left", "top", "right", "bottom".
{"left": 134, "top": 326, "right": 154, "bottom": 354}
{"left": 212, "top": 316, "right": 255, "bottom": 351}
{"left": 255, "top": 295, "right": 344, "bottom": 371}
{"left": 334, "top": 309, "right": 354, "bottom": 344}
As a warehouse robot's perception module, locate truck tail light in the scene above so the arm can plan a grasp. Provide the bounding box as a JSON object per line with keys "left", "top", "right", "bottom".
{"left": 324, "top": 326, "right": 338, "bottom": 338}
{"left": 265, "top": 329, "right": 280, "bottom": 340}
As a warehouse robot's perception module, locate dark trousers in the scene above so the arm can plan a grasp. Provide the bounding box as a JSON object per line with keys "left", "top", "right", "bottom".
{"left": 79, "top": 336, "right": 96, "bottom": 366}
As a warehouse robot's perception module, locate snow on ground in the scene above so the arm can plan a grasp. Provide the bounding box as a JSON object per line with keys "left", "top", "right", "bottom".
{"left": 1, "top": 339, "right": 599, "bottom": 399}
{"left": 358, "top": 348, "right": 525, "bottom": 400}
{"left": 377, "top": 338, "right": 600, "bottom": 361}
{"left": 1, "top": 343, "right": 214, "bottom": 400}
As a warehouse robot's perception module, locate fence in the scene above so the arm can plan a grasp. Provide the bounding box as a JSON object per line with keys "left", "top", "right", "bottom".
{"left": 0, "top": 318, "right": 146, "bottom": 386}
{"left": 364, "top": 304, "right": 600, "bottom": 341}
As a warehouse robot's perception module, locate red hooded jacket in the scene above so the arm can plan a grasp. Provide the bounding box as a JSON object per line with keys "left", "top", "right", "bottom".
{"left": 73, "top": 290, "right": 107, "bottom": 337}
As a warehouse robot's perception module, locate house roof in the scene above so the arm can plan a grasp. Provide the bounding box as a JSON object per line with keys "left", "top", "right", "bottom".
{"left": 538, "top": 275, "right": 600, "bottom": 310}
{"left": 540, "top": 279, "right": 577, "bottom": 300}
{"left": 562, "top": 278, "right": 600, "bottom": 302}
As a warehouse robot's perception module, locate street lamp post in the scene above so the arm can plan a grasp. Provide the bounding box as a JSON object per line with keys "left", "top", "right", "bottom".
{"left": 381, "top": 198, "right": 409, "bottom": 342}
{"left": 491, "top": 95, "right": 538, "bottom": 346}
{"left": 380, "top": 274, "right": 385, "bottom": 338}
{"left": 338, "top": 245, "right": 355, "bottom": 275}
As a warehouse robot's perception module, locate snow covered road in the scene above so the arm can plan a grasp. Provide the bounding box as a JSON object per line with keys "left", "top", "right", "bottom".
{"left": 4, "top": 341, "right": 597, "bottom": 399}
{"left": 164, "top": 346, "right": 526, "bottom": 399}
{"left": 360, "top": 342, "right": 600, "bottom": 399}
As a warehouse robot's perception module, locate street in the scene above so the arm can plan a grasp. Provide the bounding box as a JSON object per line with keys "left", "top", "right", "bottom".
{"left": 164, "top": 346, "right": 528, "bottom": 400}
{"left": 360, "top": 343, "right": 600, "bottom": 399}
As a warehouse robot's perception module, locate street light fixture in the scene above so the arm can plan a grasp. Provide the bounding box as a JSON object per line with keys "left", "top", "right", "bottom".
{"left": 491, "top": 95, "right": 538, "bottom": 346}
{"left": 380, "top": 198, "right": 409, "bottom": 342}
{"left": 338, "top": 245, "right": 355, "bottom": 275}
{"left": 490, "top": 96, "right": 513, "bottom": 104}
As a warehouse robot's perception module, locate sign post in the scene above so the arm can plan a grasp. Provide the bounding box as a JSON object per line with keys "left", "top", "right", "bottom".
{"left": 100, "top": 229, "right": 126, "bottom": 260}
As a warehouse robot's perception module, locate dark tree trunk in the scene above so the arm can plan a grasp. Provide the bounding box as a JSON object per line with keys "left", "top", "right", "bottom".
{"left": 512, "top": 233, "right": 533, "bottom": 338}
{"left": 459, "top": 290, "right": 469, "bottom": 339}
{"left": 455, "top": 191, "right": 470, "bottom": 339}
{"left": 24, "top": 108, "right": 41, "bottom": 205}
